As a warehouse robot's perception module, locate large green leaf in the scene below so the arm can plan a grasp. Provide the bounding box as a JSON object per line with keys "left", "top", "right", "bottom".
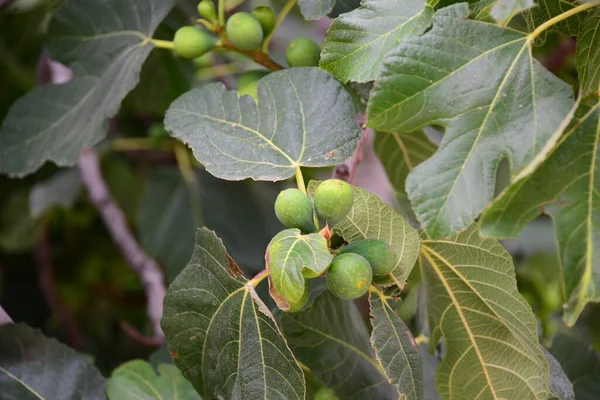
{"left": 319, "top": 0, "right": 433, "bottom": 83}
{"left": 106, "top": 360, "right": 202, "bottom": 399}
{"left": 281, "top": 291, "right": 397, "bottom": 399}
{"left": 525, "top": 0, "right": 586, "bottom": 38}
{"left": 298, "top": 0, "right": 336, "bottom": 20}
{"left": 577, "top": 8, "right": 600, "bottom": 96}
{"left": 266, "top": 229, "right": 333, "bottom": 303}
{"left": 369, "top": 292, "right": 423, "bottom": 399}
{"left": 0, "top": 0, "right": 175, "bottom": 177}
{"left": 420, "top": 225, "right": 549, "bottom": 400}
{"left": 164, "top": 67, "right": 361, "bottom": 181}
{"left": 481, "top": 98, "right": 600, "bottom": 325}
{"left": 308, "top": 182, "right": 420, "bottom": 287}
{"left": 161, "top": 228, "right": 305, "bottom": 399}
{"left": 0, "top": 323, "right": 105, "bottom": 399}
{"left": 367, "top": 3, "right": 575, "bottom": 239}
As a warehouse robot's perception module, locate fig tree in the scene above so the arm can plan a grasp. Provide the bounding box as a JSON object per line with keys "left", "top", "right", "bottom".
{"left": 274, "top": 189, "right": 316, "bottom": 233}
{"left": 338, "top": 239, "right": 396, "bottom": 277}
{"left": 326, "top": 253, "right": 372, "bottom": 300}
{"left": 226, "top": 12, "right": 264, "bottom": 51}
{"left": 197, "top": 0, "right": 217, "bottom": 21}
{"left": 173, "top": 26, "right": 216, "bottom": 59}
{"left": 237, "top": 70, "right": 269, "bottom": 100}
{"left": 252, "top": 6, "right": 276, "bottom": 35}
{"left": 313, "top": 179, "right": 354, "bottom": 226}
{"left": 314, "top": 387, "right": 339, "bottom": 400}
{"left": 286, "top": 37, "right": 321, "bottom": 67}
{"left": 287, "top": 279, "right": 311, "bottom": 312}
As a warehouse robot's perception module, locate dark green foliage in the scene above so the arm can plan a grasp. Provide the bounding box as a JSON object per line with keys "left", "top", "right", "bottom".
{"left": 326, "top": 253, "right": 372, "bottom": 299}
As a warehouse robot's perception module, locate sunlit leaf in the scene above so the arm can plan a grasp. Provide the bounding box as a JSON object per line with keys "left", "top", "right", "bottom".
{"left": 320, "top": 0, "right": 433, "bottom": 83}
{"left": 577, "top": 8, "right": 600, "bottom": 96}
{"left": 165, "top": 67, "right": 360, "bottom": 181}
{"left": 0, "top": 323, "right": 105, "bottom": 399}
{"left": 161, "top": 228, "right": 305, "bottom": 399}
{"left": 367, "top": 3, "right": 575, "bottom": 239}
{"left": 106, "top": 360, "right": 202, "bottom": 400}
{"left": 481, "top": 98, "right": 600, "bottom": 325}
{"left": 0, "top": 0, "right": 176, "bottom": 177}
{"left": 420, "top": 224, "right": 549, "bottom": 399}
{"left": 281, "top": 291, "right": 397, "bottom": 399}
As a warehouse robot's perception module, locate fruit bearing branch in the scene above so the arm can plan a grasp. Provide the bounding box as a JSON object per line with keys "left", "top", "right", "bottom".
{"left": 78, "top": 149, "right": 166, "bottom": 342}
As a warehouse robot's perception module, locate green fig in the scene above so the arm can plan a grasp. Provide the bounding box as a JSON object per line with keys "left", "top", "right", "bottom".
{"left": 173, "top": 26, "right": 216, "bottom": 59}
{"left": 252, "top": 6, "right": 276, "bottom": 35}
{"left": 226, "top": 12, "right": 264, "bottom": 51}
{"left": 314, "top": 387, "right": 339, "bottom": 400}
{"left": 237, "top": 69, "right": 269, "bottom": 100}
{"left": 326, "top": 253, "right": 372, "bottom": 300}
{"left": 274, "top": 189, "right": 316, "bottom": 233}
{"left": 286, "top": 37, "right": 321, "bottom": 67}
{"left": 197, "top": 0, "right": 217, "bottom": 21}
{"left": 313, "top": 179, "right": 354, "bottom": 226}
{"left": 339, "top": 239, "right": 396, "bottom": 277}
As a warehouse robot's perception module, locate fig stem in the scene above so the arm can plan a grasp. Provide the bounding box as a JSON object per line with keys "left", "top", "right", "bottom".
{"left": 249, "top": 269, "right": 270, "bottom": 288}
{"left": 216, "top": 43, "right": 285, "bottom": 71}
{"left": 414, "top": 335, "right": 429, "bottom": 345}
{"left": 218, "top": 0, "right": 226, "bottom": 26}
{"left": 149, "top": 39, "right": 175, "bottom": 50}
{"left": 261, "top": 0, "right": 297, "bottom": 53}
{"left": 295, "top": 166, "right": 306, "bottom": 194}
{"left": 196, "top": 18, "right": 217, "bottom": 32}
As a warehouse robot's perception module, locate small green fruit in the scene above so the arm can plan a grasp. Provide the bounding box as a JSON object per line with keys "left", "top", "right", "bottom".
{"left": 252, "top": 6, "right": 276, "bottom": 35}
{"left": 173, "top": 27, "right": 216, "bottom": 59}
{"left": 237, "top": 70, "right": 269, "bottom": 100}
{"left": 197, "top": 0, "right": 217, "bottom": 21}
{"left": 226, "top": 12, "right": 264, "bottom": 51}
{"left": 327, "top": 253, "right": 372, "bottom": 300}
{"left": 193, "top": 53, "right": 213, "bottom": 68}
{"left": 313, "top": 179, "right": 354, "bottom": 226}
{"left": 287, "top": 279, "right": 311, "bottom": 312}
{"left": 314, "top": 387, "right": 339, "bottom": 400}
{"left": 274, "top": 189, "right": 316, "bottom": 233}
{"left": 339, "top": 239, "right": 396, "bottom": 277}
{"left": 286, "top": 37, "right": 321, "bottom": 67}
{"left": 148, "top": 123, "right": 168, "bottom": 139}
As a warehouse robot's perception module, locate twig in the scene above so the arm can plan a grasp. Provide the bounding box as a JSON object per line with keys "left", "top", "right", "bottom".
{"left": 35, "top": 228, "right": 83, "bottom": 350}
{"left": 78, "top": 149, "right": 165, "bottom": 342}
{"left": 0, "top": 304, "right": 12, "bottom": 325}
{"left": 218, "top": 42, "right": 285, "bottom": 71}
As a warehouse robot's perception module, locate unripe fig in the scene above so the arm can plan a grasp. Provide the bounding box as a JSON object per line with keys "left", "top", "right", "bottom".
{"left": 286, "top": 37, "right": 321, "bottom": 67}
{"left": 339, "top": 239, "right": 396, "bottom": 277}
{"left": 193, "top": 53, "right": 213, "bottom": 68}
{"left": 287, "top": 279, "right": 311, "bottom": 312}
{"left": 197, "top": 0, "right": 217, "bottom": 21}
{"left": 148, "top": 123, "right": 168, "bottom": 138}
{"left": 237, "top": 69, "right": 269, "bottom": 100}
{"left": 226, "top": 12, "right": 264, "bottom": 51}
{"left": 314, "top": 387, "right": 339, "bottom": 400}
{"left": 274, "top": 189, "right": 316, "bottom": 233}
{"left": 252, "top": 6, "right": 276, "bottom": 35}
{"left": 326, "top": 253, "right": 372, "bottom": 300}
{"left": 313, "top": 179, "right": 354, "bottom": 226}
{"left": 173, "top": 27, "right": 216, "bottom": 59}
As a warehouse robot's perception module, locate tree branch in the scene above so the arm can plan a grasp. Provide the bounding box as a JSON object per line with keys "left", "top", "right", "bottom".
{"left": 78, "top": 149, "right": 165, "bottom": 342}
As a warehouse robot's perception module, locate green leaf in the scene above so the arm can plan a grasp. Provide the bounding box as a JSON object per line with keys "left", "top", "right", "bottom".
{"left": 161, "top": 228, "right": 305, "bottom": 399}
{"left": 29, "top": 169, "right": 81, "bottom": 219}
{"left": 480, "top": 98, "right": 600, "bottom": 325}
{"left": 543, "top": 347, "right": 574, "bottom": 400}
{"left": 374, "top": 131, "right": 437, "bottom": 195}
{"left": 106, "top": 360, "right": 202, "bottom": 400}
{"left": 308, "top": 182, "right": 420, "bottom": 287}
{"left": 164, "top": 67, "right": 361, "bottom": 181}
{"left": 319, "top": 0, "right": 433, "bottom": 83}
{"left": 420, "top": 224, "right": 549, "bottom": 400}
{"left": 0, "top": 189, "right": 42, "bottom": 252}
{"left": 525, "top": 0, "right": 585, "bottom": 38}
{"left": 577, "top": 8, "right": 600, "bottom": 96}
{"left": 369, "top": 292, "right": 423, "bottom": 399}
{"left": 0, "top": 0, "right": 176, "bottom": 177}
{"left": 0, "top": 323, "right": 105, "bottom": 399}
{"left": 367, "top": 3, "right": 575, "bottom": 239}
{"left": 490, "top": 0, "right": 535, "bottom": 24}
{"left": 298, "top": 0, "right": 336, "bottom": 20}
{"left": 281, "top": 291, "right": 397, "bottom": 399}
{"left": 329, "top": 0, "right": 362, "bottom": 18}
{"left": 267, "top": 228, "right": 333, "bottom": 303}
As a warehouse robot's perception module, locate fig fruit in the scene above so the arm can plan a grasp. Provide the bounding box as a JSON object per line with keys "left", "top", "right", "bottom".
{"left": 286, "top": 37, "right": 321, "bottom": 67}
{"left": 326, "top": 253, "right": 372, "bottom": 300}
{"left": 339, "top": 239, "right": 396, "bottom": 277}
{"left": 313, "top": 179, "right": 354, "bottom": 226}
{"left": 274, "top": 189, "right": 316, "bottom": 233}
{"left": 226, "top": 12, "right": 264, "bottom": 51}
{"left": 173, "top": 26, "right": 216, "bottom": 59}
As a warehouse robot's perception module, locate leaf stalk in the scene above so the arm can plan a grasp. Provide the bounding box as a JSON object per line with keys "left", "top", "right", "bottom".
{"left": 528, "top": 1, "right": 599, "bottom": 41}
{"left": 295, "top": 167, "right": 307, "bottom": 194}
{"left": 248, "top": 269, "right": 270, "bottom": 287}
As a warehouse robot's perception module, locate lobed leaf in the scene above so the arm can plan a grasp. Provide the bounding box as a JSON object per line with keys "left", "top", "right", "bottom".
{"left": 165, "top": 67, "right": 361, "bottom": 182}
{"left": 577, "top": 8, "right": 600, "bottom": 97}
{"left": 369, "top": 292, "right": 423, "bottom": 399}
{"left": 481, "top": 98, "right": 600, "bottom": 325}
{"left": 367, "top": 3, "right": 575, "bottom": 239}
{"left": 420, "top": 224, "right": 549, "bottom": 399}
{"left": 525, "top": 0, "right": 586, "bottom": 38}
{"left": 0, "top": 0, "right": 175, "bottom": 177}
{"left": 161, "top": 228, "right": 305, "bottom": 399}
{"left": 106, "top": 360, "right": 202, "bottom": 400}
{"left": 320, "top": 0, "right": 433, "bottom": 83}
{"left": 281, "top": 291, "right": 397, "bottom": 399}
{"left": 0, "top": 323, "right": 105, "bottom": 399}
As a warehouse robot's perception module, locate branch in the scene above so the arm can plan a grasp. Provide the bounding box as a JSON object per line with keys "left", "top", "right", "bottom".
{"left": 78, "top": 149, "right": 165, "bottom": 342}
{"left": 219, "top": 42, "right": 285, "bottom": 71}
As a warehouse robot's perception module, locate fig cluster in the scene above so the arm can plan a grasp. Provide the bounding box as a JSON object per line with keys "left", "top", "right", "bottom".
{"left": 272, "top": 180, "right": 398, "bottom": 310}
